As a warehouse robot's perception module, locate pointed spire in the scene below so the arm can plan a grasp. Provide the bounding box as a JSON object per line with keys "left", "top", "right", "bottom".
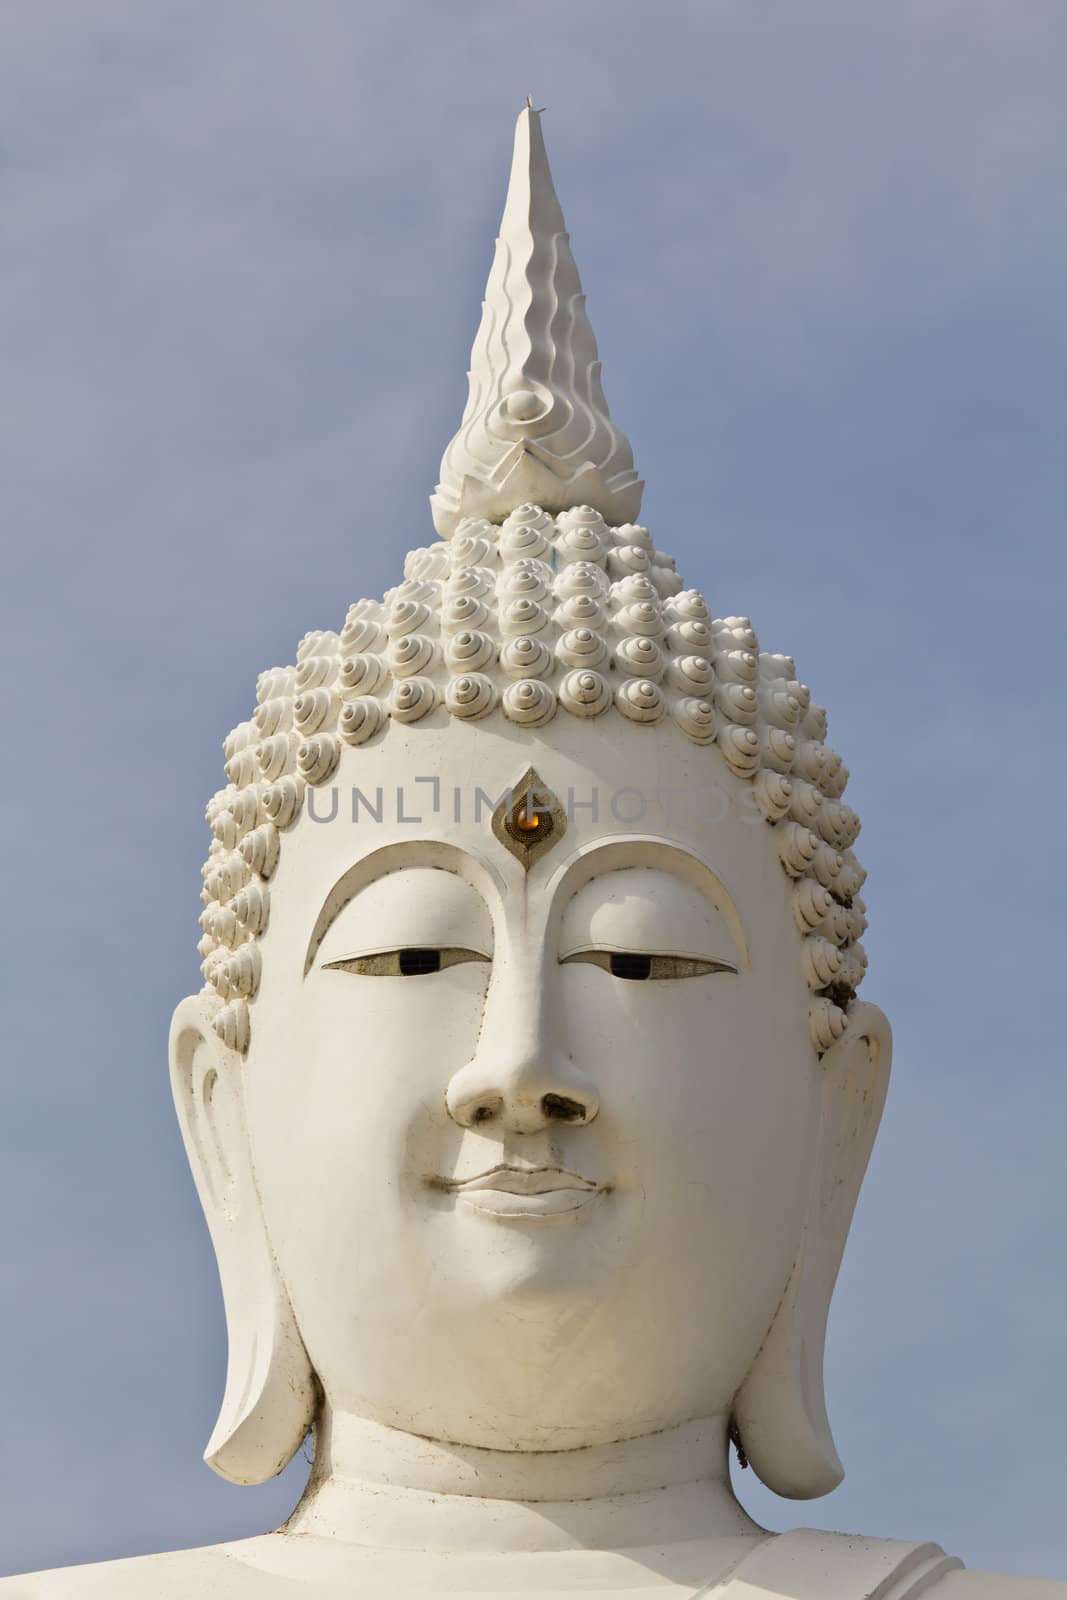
{"left": 431, "top": 105, "right": 643, "bottom": 537}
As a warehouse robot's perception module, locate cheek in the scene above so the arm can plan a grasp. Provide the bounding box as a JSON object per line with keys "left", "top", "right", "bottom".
{"left": 559, "top": 968, "right": 816, "bottom": 1274}
{"left": 246, "top": 969, "right": 489, "bottom": 1271}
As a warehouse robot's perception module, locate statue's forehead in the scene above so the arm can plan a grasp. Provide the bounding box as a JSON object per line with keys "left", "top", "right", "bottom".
{"left": 289, "top": 709, "right": 747, "bottom": 825}
{"left": 268, "top": 714, "right": 779, "bottom": 952}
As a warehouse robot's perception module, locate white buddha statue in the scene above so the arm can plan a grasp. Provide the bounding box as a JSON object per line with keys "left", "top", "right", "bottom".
{"left": 7, "top": 106, "right": 1062, "bottom": 1599}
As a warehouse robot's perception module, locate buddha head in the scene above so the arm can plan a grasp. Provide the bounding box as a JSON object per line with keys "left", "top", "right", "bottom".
{"left": 169, "top": 106, "right": 890, "bottom": 1510}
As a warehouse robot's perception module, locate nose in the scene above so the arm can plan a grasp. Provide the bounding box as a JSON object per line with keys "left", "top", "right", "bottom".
{"left": 445, "top": 962, "right": 599, "bottom": 1134}
{"left": 446, "top": 1051, "right": 599, "bottom": 1133}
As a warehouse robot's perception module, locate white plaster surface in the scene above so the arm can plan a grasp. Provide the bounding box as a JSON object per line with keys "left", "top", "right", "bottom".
{"left": 6, "top": 1532, "right": 1063, "bottom": 1596}
{"left": 7, "top": 719, "right": 1059, "bottom": 1597}
{"left": 5, "top": 105, "right": 1062, "bottom": 1599}
{"left": 430, "top": 106, "right": 642, "bottom": 534}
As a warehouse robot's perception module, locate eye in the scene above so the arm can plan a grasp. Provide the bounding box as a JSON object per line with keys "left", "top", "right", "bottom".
{"left": 323, "top": 947, "right": 491, "bottom": 977}
{"left": 560, "top": 949, "right": 737, "bottom": 981}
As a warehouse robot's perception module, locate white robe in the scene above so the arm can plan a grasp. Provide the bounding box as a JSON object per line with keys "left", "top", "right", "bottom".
{"left": 2, "top": 1528, "right": 1063, "bottom": 1597}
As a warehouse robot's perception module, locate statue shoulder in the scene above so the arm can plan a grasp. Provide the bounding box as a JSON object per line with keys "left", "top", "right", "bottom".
{"left": 4, "top": 1531, "right": 1062, "bottom": 1597}
{"left": 717, "top": 1530, "right": 1067, "bottom": 1598}
{"left": 0, "top": 1537, "right": 297, "bottom": 1599}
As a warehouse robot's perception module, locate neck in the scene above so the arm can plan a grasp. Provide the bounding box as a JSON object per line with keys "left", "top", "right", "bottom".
{"left": 287, "top": 1410, "right": 760, "bottom": 1553}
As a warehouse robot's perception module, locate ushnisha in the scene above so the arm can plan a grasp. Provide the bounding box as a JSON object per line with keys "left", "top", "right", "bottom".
{"left": 8, "top": 104, "right": 1062, "bottom": 1600}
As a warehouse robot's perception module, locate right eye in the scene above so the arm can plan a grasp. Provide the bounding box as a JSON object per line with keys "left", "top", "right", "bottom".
{"left": 560, "top": 949, "right": 736, "bottom": 981}
{"left": 323, "top": 947, "right": 490, "bottom": 977}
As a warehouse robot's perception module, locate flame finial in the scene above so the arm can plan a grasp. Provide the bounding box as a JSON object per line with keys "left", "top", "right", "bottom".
{"left": 431, "top": 105, "right": 643, "bottom": 537}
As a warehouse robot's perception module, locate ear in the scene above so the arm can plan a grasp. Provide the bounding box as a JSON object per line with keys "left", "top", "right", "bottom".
{"left": 732, "top": 1001, "right": 892, "bottom": 1499}
{"left": 169, "top": 992, "right": 317, "bottom": 1484}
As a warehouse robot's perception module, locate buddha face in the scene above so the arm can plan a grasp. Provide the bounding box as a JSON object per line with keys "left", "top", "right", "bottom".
{"left": 235, "top": 711, "right": 824, "bottom": 1453}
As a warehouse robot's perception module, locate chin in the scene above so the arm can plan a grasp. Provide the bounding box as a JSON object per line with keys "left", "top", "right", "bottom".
{"left": 444, "top": 1199, "right": 627, "bottom": 1305}
{"left": 459, "top": 1239, "right": 612, "bottom": 1313}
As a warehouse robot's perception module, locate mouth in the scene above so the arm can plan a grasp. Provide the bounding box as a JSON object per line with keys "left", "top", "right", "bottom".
{"left": 432, "top": 1164, "right": 608, "bottom": 1221}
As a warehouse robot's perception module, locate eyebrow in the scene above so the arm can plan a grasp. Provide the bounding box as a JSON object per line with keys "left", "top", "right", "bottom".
{"left": 302, "top": 841, "right": 503, "bottom": 976}
{"left": 550, "top": 838, "right": 749, "bottom": 969}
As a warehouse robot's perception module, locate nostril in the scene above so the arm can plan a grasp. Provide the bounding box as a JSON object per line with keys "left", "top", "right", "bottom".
{"left": 449, "top": 1081, "right": 595, "bottom": 1131}
{"left": 541, "top": 1093, "right": 587, "bottom": 1124}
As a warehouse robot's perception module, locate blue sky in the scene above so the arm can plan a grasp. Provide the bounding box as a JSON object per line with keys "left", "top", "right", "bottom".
{"left": 1, "top": 0, "right": 1064, "bottom": 1582}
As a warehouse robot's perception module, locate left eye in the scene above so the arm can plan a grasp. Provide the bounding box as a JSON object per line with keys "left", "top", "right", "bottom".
{"left": 559, "top": 950, "right": 736, "bottom": 981}
{"left": 323, "top": 948, "right": 491, "bottom": 977}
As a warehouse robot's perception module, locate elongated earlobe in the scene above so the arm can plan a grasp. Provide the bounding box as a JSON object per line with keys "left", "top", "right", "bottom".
{"left": 169, "top": 992, "right": 317, "bottom": 1485}
{"left": 733, "top": 1002, "right": 892, "bottom": 1499}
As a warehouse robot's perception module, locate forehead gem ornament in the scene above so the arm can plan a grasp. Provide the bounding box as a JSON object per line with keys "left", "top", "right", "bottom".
{"left": 491, "top": 766, "right": 567, "bottom": 869}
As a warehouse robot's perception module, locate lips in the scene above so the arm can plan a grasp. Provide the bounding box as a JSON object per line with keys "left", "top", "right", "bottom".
{"left": 436, "top": 1164, "right": 606, "bottom": 1220}
{"left": 455, "top": 1165, "right": 597, "bottom": 1195}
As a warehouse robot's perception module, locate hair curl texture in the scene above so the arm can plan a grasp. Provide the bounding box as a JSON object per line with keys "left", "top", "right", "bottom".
{"left": 199, "top": 505, "right": 866, "bottom": 1055}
